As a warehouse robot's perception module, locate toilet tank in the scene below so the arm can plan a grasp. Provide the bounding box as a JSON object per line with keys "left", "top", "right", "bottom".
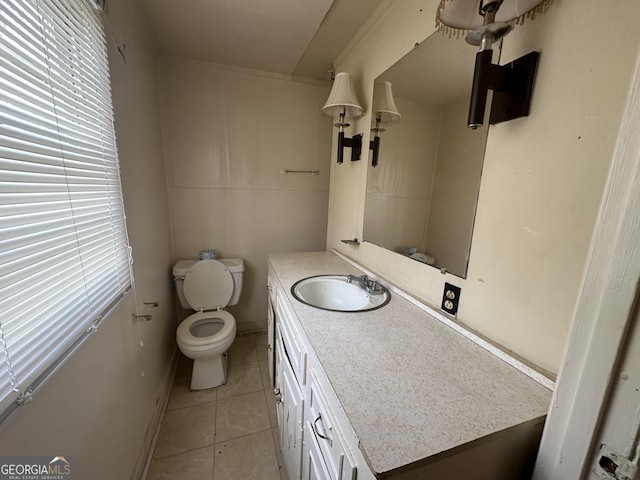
{"left": 173, "top": 258, "right": 244, "bottom": 309}
{"left": 221, "top": 258, "right": 244, "bottom": 306}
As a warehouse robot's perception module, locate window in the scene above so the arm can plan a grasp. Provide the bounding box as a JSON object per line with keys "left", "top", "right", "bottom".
{"left": 0, "top": 0, "right": 131, "bottom": 419}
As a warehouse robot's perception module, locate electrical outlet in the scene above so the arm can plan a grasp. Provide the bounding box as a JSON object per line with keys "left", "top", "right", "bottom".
{"left": 442, "top": 283, "right": 461, "bottom": 316}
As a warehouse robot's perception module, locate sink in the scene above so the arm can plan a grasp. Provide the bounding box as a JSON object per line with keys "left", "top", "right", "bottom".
{"left": 291, "top": 275, "right": 391, "bottom": 312}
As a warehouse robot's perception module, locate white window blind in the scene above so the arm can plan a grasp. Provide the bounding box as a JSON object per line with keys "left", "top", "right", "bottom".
{"left": 0, "top": 0, "right": 131, "bottom": 418}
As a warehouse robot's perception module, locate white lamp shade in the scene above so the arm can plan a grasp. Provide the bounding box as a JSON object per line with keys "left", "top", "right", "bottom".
{"left": 321, "top": 72, "right": 364, "bottom": 119}
{"left": 437, "top": 0, "right": 549, "bottom": 30}
{"left": 373, "top": 81, "right": 401, "bottom": 125}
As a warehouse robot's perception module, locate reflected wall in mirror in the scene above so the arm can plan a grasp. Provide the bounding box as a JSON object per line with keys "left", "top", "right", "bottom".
{"left": 363, "top": 32, "right": 493, "bottom": 278}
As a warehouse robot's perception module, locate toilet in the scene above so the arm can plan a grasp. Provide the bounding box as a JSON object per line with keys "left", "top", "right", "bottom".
{"left": 172, "top": 258, "right": 244, "bottom": 390}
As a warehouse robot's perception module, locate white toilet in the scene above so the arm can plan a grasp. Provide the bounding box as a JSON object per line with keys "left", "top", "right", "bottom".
{"left": 172, "top": 258, "right": 244, "bottom": 390}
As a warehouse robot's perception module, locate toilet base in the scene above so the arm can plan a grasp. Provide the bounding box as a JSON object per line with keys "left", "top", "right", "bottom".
{"left": 190, "top": 352, "right": 228, "bottom": 390}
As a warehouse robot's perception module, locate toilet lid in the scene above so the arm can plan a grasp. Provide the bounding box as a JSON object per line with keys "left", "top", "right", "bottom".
{"left": 183, "top": 259, "right": 233, "bottom": 311}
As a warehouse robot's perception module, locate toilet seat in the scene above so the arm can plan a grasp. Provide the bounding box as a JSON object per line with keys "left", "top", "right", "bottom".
{"left": 177, "top": 311, "right": 235, "bottom": 348}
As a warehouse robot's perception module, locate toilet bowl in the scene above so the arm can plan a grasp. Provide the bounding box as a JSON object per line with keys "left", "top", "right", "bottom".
{"left": 177, "top": 311, "right": 236, "bottom": 389}
{"left": 173, "top": 258, "right": 244, "bottom": 390}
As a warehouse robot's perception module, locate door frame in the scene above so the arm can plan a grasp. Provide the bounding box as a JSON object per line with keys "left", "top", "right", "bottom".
{"left": 532, "top": 43, "right": 640, "bottom": 479}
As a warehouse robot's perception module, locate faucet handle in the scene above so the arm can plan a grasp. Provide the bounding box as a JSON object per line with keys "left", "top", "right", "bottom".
{"left": 366, "top": 279, "right": 384, "bottom": 294}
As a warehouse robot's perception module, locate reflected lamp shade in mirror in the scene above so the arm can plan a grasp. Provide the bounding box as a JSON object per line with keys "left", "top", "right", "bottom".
{"left": 372, "top": 81, "right": 401, "bottom": 125}
{"left": 321, "top": 72, "right": 364, "bottom": 121}
{"left": 370, "top": 81, "right": 400, "bottom": 167}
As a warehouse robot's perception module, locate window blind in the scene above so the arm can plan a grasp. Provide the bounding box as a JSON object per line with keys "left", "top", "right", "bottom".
{"left": 0, "top": 0, "right": 131, "bottom": 417}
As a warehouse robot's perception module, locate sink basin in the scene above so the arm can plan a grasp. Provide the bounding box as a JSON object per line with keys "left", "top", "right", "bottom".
{"left": 290, "top": 275, "right": 390, "bottom": 312}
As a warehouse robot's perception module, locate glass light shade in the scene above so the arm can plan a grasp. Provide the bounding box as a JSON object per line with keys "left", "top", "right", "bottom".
{"left": 321, "top": 72, "right": 364, "bottom": 119}
{"left": 372, "top": 81, "right": 401, "bottom": 125}
{"left": 436, "top": 0, "right": 550, "bottom": 30}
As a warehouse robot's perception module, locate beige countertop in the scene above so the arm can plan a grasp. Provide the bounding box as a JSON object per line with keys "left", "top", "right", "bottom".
{"left": 268, "top": 251, "right": 552, "bottom": 476}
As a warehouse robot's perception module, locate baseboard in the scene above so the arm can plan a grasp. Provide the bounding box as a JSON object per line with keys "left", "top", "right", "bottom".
{"left": 132, "top": 347, "right": 180, "bottom": 480}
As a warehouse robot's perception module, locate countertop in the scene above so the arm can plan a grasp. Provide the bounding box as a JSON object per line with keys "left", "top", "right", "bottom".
{"left": 268, "top": 251, "right": 552, "bottom": 476}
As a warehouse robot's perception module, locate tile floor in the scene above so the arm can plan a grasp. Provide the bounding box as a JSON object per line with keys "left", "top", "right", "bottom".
{"left": 146, "top": 333, "right": 285, "bottom": 480}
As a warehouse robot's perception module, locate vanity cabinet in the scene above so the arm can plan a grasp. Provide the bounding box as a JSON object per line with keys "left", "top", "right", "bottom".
{"left": 268, "top": 252, "right": 552, "bottom": 480}
{"left": 271, "top": 268, "right": 361, "bottom": 480}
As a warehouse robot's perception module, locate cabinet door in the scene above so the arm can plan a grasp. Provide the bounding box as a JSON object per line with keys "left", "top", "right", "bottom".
{"left": 303, "top": 420, "right": 332, "bottom": 480}
{"left": 274, "top": 328, "right": 283, "bottom": 430}
{"left": 307, "top": 372, "right": 357, "bottom": 480}
{"left": 267, "top": 269, "right": 277, "bottom": 388}
{"left": 276, "top": 289, "right": 307, "bottom": 386}
{"left": 267, "top": 295, "right": 275, "bottom": 387}
{"left": 276, "top": 326, "right": 304, "bottom": 480}
{"left": 280, "top": 354, "right": 304, "bottom": 479}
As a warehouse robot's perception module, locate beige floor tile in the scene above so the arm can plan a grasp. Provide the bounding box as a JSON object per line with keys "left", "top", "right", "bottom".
{"left": 228, "top": 336, "right": 258, "bottom": 366}
{"left": 169, "top": 355, "right": 191, "bottom": 385}
{"left": 258, "top": 360, "right": 274, "bottom": 391}
{"left": 254, "top": 332, "right": 268, "bottom": 346}
{"left": 149, "top": 332, "right": 283, "bottom": 479}
{"left": 214, "top": 429, "right": 281, "bottom": 480}
{"left": 154, "top": 403, "right": 216, "bottom": 459}
{"left": 270, "top": 426, "right": 286, "bottom": 480}
{"left": 217, "top": 362, "right": 263, "bottom": 400}
{"left": 168, "top": 381, "right": 218, "bottom": 411}
{"left": 258, "top": 360, "right": 277, "bottom": 428}
{"left": 263, "top": 388, "right": 278, "bottom": 427}
{"left": 255, "top": 333, "right": 269, "bottom": 363}
{"left": 215, "top": 391, "right": 270, "bottom": 443}
{"left": 146, "top": 445, "right": 214, "bottom": 480}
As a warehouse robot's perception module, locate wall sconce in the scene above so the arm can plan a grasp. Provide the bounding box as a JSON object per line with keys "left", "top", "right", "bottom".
{"left": 370, "top": 81, "right": 401, "bottom": 167}
{"left": 321, "top": 72, "right": 365, "bottom": 164}
{"left": 436, "top": 0, "right": 550, "bottom": 129}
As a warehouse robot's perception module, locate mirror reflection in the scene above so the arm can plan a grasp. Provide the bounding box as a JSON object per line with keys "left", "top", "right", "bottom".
{"left": 363, "top": 32, "right": 493, "bottom": 278}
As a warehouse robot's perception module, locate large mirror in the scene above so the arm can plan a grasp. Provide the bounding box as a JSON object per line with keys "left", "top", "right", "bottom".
{"left": 363, "top": 32, "right": 494, "bottom": 278}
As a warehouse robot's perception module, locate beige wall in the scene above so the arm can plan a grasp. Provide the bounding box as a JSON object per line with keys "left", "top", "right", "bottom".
{"left": 328, "top": 0, "right": 640, "bottom": 374}
{"left": 158, "top": 60, "right": 332, "bottom": 332}
{"left": 0, "top": 1, "right": 176, "bottom": 478}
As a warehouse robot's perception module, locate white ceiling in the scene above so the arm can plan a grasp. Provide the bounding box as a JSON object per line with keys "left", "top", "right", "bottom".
{"left": 135, "top": 0, "right": 385, "bottom": 80}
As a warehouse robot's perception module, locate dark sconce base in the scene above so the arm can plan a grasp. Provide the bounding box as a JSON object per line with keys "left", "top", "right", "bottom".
{"left": 370, "top": 136, "right": 380, "bottom": 167}
{"left": 337, "top": 131, "right": 363, "bottom": 164}
{"left": 468, "top": 50, "right": 539, "bottom": 128}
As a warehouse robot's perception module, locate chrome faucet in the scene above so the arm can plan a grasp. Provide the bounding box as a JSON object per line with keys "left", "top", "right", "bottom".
{"left": 346, "top": 274, "right": 384, "bottom": 295}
